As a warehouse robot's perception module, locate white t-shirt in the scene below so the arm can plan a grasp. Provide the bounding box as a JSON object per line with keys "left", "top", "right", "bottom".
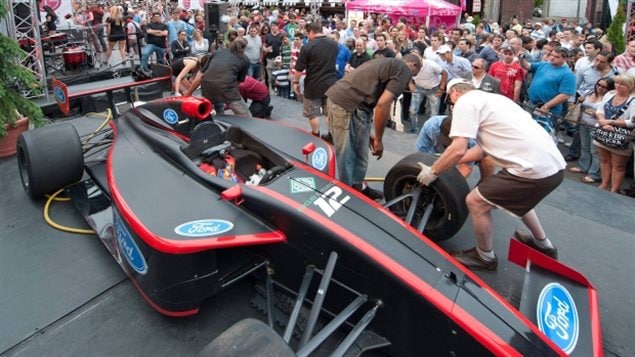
{"left": 413, "top": 59, "right": 443, "bottom": 89}
{"left": 450, "top": 90, "right": 566, "bottom": 179}
{"left": 424, "top": 47, "right": 443, "bottom": 66}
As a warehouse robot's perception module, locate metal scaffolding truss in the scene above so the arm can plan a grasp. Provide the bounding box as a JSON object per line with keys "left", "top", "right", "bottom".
{"left": 6, "top": 0, "right": 46, "bottom": 97}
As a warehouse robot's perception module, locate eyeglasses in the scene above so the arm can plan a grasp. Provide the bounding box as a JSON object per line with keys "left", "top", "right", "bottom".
{"left": 472, "top": 65, "right": 482, "bottom": 69}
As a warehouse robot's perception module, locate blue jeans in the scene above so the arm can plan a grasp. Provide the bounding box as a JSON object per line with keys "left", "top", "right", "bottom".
{"left": 415, "top": 115, "right": 447, "bottom": 153}
{"left": 248, "top": 63, "right": 261, "bottom": 79}
{"left": 578, "top": 124, "right": 601, "bottom": 180}
{"left": 276, "top": 85, "right": 290, "bottom": 99}
{"left": 567, "top": 124, "right": 581, "bottom": 157}
{"left": 409, "top": 86, "right": 439, "bottom": 133}
{"left": 327, "top": 99, "right": 372, "bottom": 185}
{"left": 140, "top": 44, "right": 166, "bottom": 70}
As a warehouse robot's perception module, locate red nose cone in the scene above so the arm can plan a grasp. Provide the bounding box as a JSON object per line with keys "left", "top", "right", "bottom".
{"left": 181, "top": 97, "right": 212, "bottom": 120}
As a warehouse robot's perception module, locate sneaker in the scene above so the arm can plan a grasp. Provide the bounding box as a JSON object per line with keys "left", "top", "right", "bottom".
{"left": 564, "top": 154, "right": 578, "bottom": 162}
{"left": 361, "top": 186, "right": 384, "bottom": 201}
{"left": 514, "top": 230, "right": 558, "bottom": 259}
{"left": 451, "top": 247, "right": 498, "bottom": 271}
{"left": 320, "top": 132, "right": 334, "bottom": 144}
{"left": 556, "top": 133, "right": 565, "bottom": 144}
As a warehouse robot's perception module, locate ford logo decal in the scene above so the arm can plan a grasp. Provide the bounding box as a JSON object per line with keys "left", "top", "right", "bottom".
{"left": 114, "top": 213, "right": 148, "bottom": 275}
{"left": 174, "top": 219, "right": 234, "bottom": 237}
{"left": 536, "top": 282, "right": 579, "bottom": 354}
{"left": 54, "top": 87, "right": 66, "bottom": 103}
{"left": 163, "top": 108, "right": 178, "bottom": 124}
{"left": 312, "top": 147, "right": 327, "bottom": 171}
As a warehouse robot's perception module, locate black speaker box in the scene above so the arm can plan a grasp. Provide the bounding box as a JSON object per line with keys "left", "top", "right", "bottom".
{"left": 205, "top": 2, "right": 228, "bottom": 35}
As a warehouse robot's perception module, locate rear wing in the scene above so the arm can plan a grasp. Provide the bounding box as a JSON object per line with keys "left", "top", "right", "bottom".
{"left": 508, "top": 239, "right": 603, "bottom": 356}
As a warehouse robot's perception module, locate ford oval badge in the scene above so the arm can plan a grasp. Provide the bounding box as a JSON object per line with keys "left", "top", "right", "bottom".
{"left": 312, "top": 147, "right": 327, "bottom": 171}
{"left": 174, "top": 219, "right": 234, "bottom": 237}
{"left": 536, "top": 282, "right": 579, "bottom": 354}
{"left": 114, "top": 213, "right": 148, "bottom": 275}
{"left": 163, "top": 108, "right": 178, "bottom": 124}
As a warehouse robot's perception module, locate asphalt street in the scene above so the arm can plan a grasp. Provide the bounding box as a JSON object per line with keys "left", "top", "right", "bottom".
{"left": 0, "top": 94, "right": 633, "bottom": 356}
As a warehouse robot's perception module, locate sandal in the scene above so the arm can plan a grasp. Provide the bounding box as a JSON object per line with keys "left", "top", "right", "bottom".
{"left": 568, "top": 167, "right": 584, "bottom": 173}
{"left": 581, "top": 176, "right": 597, "bottom": 183}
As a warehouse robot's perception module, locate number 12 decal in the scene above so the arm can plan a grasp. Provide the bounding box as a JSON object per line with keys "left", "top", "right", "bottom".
{"left": 313, "top": 186, "right": 351, "bottom": 217}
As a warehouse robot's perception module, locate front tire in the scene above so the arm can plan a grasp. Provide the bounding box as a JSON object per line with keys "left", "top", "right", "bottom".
{"left": 17, "top": 123, "right": 84, "bottom": 199}
{"left": 384, "top": 153, "right": 470, "bottom": 241}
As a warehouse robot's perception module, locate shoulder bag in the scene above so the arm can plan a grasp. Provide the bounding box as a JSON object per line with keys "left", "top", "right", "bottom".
{"left": 592, "top": 97, "right": 634, "bottom": 150}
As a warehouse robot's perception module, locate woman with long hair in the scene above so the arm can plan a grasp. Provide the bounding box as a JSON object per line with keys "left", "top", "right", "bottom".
{"left": 568, "top": 78, "right": 615, "bottom": 183}
{"left": 170, "top": 54, "right": 211, "bottom": 95}
{"left": 43, "top": 5, "right": 58, "bottom": 33}
{"left": 105, "top": 6, "right": 127, "bottom": 63}
{"left": 594, "top": 74, "right": 635, "bottom": 192}
{"left": 190, "top": 29, "right": 209, "bottom": 56}
{"left": 395, "top": 30, "right": 412, "bottom": 56}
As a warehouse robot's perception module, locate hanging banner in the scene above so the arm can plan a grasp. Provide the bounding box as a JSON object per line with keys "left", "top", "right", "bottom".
{"left": 472, "top": 0, "right": 481, "bottom": 13}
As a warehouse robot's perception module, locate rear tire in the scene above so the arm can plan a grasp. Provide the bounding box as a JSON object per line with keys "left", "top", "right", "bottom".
{"left": 384, "top": 153, "right": 470, "bottom": 241}
{"left": 17, "top": 123, "right": 84, "bottom": 199}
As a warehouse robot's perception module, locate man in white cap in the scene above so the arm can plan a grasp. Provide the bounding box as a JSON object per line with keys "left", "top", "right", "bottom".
{"left": 416, "top": 78, "right": 565, "bottom": 271}
{"left": 436, "top": 44, "right": 471, "bottom": 114}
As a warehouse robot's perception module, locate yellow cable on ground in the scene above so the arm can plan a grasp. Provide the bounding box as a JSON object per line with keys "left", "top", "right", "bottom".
{"left": 364, "top": 177, "right": 385, "bottom": 182}
{"left": 44, "top": 193, "right": 70, "bottom": 202}
{"left": 82, "top": 108, "right": 113, "bottom": 144}
{"left": 44, "top": 189, "right": 95, "bottom": 235}
{"left": 41, "top": 110, "right": 113, "bottom": 235}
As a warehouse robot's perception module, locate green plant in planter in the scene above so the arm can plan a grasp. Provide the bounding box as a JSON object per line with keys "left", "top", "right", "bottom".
{"left": 0, "top": 0, "right": 45, "bottom": 138}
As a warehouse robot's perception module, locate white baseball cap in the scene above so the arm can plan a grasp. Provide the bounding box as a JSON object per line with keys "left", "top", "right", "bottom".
{"left": 436, "top": 45, "right": 452, "bottom": 54}
{"left": 446, "top": 78, "right": 473, "bottom": 92}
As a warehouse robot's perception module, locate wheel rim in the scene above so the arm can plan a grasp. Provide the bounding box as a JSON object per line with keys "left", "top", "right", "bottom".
{"left": 388, "top": 175, "right": 449, "bottom": 234}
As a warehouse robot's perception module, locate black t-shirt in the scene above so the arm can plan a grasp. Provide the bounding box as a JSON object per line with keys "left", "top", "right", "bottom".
{"left": 201, "top": 48, "right": 250, "bottom": 102}
{"left": 294, "top": 35, "right": 338, "bottom": 99}
{"left": 325, "top": 58, "right": 413, "bottom": 112}
{"left": 372, "top": 47, "right": 395, "bottom": 58}
{"left": 264, "top": 33, "right": 283, "bottom": 59}
{"left": 146, "top": 22, "right": 168, "bottom": 48}
{"left": 348, "top": 51, "right": 371, "bottom": 69}
{"left": 412, "top": 41, "right": 427, "bottom": 55}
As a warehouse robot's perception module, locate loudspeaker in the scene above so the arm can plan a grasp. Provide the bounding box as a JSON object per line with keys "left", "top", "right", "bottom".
{"left": 205, "top": 2, "right": 228, "bottom": 35}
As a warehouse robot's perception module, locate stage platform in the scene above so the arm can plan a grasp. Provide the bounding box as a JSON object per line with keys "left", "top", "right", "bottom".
{"left": 1, "top": 95, "right": 634, "bottom": 356}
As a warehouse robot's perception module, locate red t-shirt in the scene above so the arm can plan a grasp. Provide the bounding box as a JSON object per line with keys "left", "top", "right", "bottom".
{"left": 488, "top": 61, "right": 524, "bottom": 100}
{"left": 238, "top": 76, "right": 269, "bottom": 101}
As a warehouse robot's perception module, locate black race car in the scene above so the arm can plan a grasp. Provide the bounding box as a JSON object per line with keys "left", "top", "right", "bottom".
{"left": 16, "top": 97, "right": 602, "bottom": 356}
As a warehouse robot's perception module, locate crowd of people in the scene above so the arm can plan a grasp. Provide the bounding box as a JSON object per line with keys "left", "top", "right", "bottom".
{"left": 43, "top": 4, "right": 635, "bottom": 271}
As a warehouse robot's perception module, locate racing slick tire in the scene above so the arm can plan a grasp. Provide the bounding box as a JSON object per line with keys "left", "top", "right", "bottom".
{"left": 17, "top": 123, "right": 84, "bottom": 199}
{"left": 384, "top": 152, "right": 469, "bottom": 242}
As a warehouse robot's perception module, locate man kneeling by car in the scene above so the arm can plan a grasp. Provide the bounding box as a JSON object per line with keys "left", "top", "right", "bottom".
{"left": 416, "top": 78, "right": 566, "bottom": 271}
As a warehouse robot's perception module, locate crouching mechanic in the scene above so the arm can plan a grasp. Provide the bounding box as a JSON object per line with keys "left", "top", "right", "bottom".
{"left": 417, "top": 79, "right": 566, "bottom": 271}
{"left": 238, "top": 75, "right": 273, "bottom": 118}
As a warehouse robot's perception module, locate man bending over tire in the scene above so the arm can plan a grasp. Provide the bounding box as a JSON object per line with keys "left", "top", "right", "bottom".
{"left": 416, "top": 78, "right": 566, "bottom": 271}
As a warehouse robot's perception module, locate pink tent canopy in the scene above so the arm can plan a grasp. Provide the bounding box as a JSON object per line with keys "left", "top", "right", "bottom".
{"left": 345, "top": 0, "right": 461, "bottom": 18}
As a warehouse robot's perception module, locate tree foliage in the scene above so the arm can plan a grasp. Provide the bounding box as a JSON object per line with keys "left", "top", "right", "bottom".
{"left": 606, "top": 1, "right": 626, "bottom": 55}
{"left": 0, "top": 1, "right": 45, "bottom": 138}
